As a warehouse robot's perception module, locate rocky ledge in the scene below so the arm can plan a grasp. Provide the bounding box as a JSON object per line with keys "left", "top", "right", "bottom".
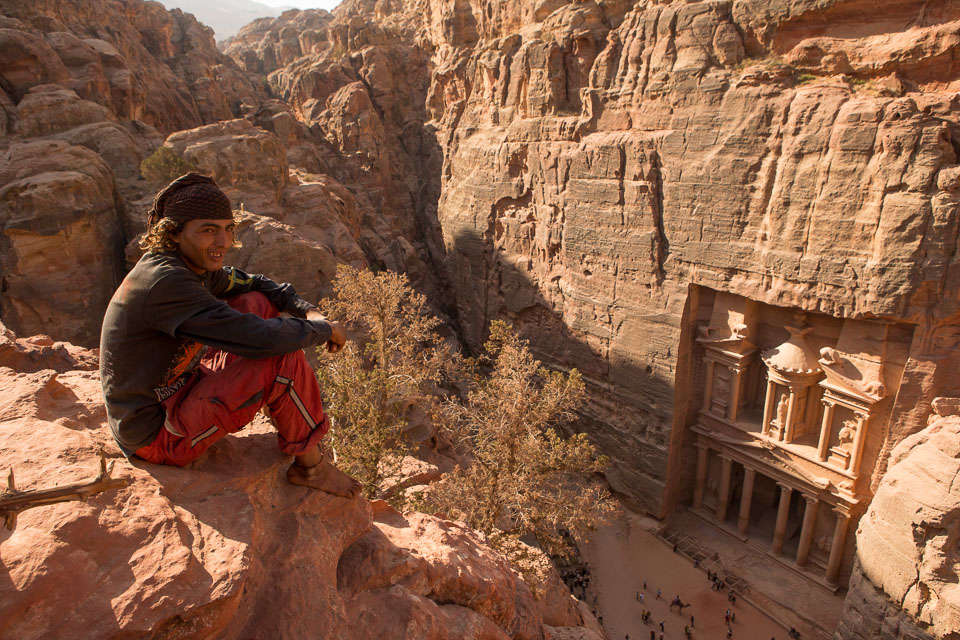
{"left": 0, "top": 324, "right": 593, "bottom": 640}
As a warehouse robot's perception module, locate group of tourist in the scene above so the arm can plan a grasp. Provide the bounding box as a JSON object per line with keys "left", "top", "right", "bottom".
{"left": 707, "top": 569, "right": 727, "bottom": 591}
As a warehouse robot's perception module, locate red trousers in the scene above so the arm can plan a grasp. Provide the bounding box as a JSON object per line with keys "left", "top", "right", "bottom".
{"left": 136, "top": 292, "right": 329, "bottom": 466}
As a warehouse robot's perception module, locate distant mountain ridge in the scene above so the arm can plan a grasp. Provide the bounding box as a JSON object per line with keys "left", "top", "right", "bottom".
{"left": 158, "top": 0, "right": 293, "bottom": 40}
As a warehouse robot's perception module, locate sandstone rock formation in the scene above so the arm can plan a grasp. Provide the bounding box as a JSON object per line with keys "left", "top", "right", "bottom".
{"left": 3, "top": 0, "right": 960, "bottom": 636}
{"left": 0, "top": 0, "right": 267, "bottom": 345}
{"left": 216, "top": 0, "right": 960, "bottom": 524}
{"left": 0, "top": 325, "right": 592, "bottom": 639}
{"left": 835, "top": 412, "right": 960, "bottom": 640}
{"left": 224, "top": 9, "right": 334, "bottom": 76}
{"left": 1, "top": 0, "right": 453, "bottom": 347}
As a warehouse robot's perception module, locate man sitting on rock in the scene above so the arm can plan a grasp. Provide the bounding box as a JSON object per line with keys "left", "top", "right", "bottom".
{"left": 100, "top": 172, "right": 360, "bottom": 498}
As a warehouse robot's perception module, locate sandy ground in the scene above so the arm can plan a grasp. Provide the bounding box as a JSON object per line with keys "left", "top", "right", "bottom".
{"left": 580, "top": 513, "right": 791, "bottom": 640}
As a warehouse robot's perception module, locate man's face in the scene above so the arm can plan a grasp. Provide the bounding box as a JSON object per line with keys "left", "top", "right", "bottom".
{"left": 170, "top": 218, "right": 235, "bottom": 274}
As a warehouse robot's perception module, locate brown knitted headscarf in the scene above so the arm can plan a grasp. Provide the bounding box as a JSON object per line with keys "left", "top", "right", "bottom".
{"left": 147, "top": 173, "right": 233, "bottom": 228}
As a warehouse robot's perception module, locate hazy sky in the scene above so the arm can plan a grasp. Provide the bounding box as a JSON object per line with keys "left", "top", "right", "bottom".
{"left": 259, "top": 0, "right": 341, "bottom": 9}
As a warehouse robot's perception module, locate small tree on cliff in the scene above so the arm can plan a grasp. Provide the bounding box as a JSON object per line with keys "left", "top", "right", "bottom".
{"left": 140, "top": 146, "right": 196, "bottom": 185}
{"left": 315, "top": 266, "right": 455, "bottom": 501}
{"left": 422, "top": 320, "right": 615, "bottom": 557}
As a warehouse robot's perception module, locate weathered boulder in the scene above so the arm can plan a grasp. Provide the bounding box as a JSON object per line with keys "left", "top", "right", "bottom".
{"left": 0, "top": 324, "right": 96, "bottom": 375}
{"left": 0, "top": 139, "right": 124, "bottom": 347}
{"left": 339, "top": 506, "right": 544, "bottom": 640}
{"left": 835, "top": 413, "right": 960, "bottom": 640}
{"left": 0, "top": 24, "right": 71, "bottom": 101}
{"left": 164, "top": 118, "right": 289, "bottom": 212}
{"left": 14, "top": 84, "right": 115, "bottom": 137}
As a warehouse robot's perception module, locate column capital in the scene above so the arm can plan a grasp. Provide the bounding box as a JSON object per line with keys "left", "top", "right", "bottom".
{"left": 833, "top": 506, "right": 852, "bottom": 520}
{"left": 822, "top": 398, "right": 837, "bottom": 408}
{"left": 776, "top": 481, "right": 793, "bottom": 492}
{"left": 801, "top": 493, "right": 818, "bottom": 505}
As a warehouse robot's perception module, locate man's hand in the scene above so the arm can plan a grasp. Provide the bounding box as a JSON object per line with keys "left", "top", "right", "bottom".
{"left": 326, "top": 322, "right": 346, "bottom": 353}
{"left": 307, "top": 310, "right": 346, "bottom": 353}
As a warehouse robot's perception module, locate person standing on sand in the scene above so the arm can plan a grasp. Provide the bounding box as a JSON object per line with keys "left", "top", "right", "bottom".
{"left": 100, "top": 173, "right": 360, "bottom": 497}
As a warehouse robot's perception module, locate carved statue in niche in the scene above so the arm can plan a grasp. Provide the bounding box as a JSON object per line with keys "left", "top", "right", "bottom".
{"left": 838, "top": 419, "right": 857, "bottom": 451}
{"left": 706, "top": 475, "right": 719, "bottom": 493}
{"left": 816, "top": 533, "right": 833, "bottom": 553}
{"left": 775, "top": 392, "right": 789, "bottom": 426}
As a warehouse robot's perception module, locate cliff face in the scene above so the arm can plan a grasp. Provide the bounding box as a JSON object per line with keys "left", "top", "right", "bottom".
{"left": 227, "top": 0, "right": 960, "bottom": 512}
{"left": 417, "top": 0, "right": 960, "bottom": 512}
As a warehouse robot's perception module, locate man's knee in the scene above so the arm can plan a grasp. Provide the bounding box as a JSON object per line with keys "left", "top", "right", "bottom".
{"left": 225, "top": 291, "right": 278, "bottom": 317}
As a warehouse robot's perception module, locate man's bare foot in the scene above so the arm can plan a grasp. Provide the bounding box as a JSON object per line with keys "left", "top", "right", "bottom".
{"left": 287, "top": 458, "right": 362, "bottom": 498}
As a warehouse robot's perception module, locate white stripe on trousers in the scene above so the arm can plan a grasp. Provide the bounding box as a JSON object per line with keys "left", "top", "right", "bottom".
{"left": 275, "top": 375, "right": 318, "bottom": 430}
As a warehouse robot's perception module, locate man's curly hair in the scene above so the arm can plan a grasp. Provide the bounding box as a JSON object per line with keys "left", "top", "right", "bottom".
{"left": 139, "top": 217, "right": 185, "bottom": 253}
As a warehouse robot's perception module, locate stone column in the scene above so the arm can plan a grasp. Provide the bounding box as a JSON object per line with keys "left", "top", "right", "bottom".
{"left": 693, "top": 444, "right": 709, "bottom": 511}
{"left": 795, "top": 494, "right": 819, "bottom": 568}
{"left": 817, "top": 400, "right": 836, "bottom": 461}
{"left": 728, "top": 366, "right": 742, "bottom": 422}
{"left": 825, "top": 509, "right": 851, "bottom": 586}
{"left": 737, "top": 467, "right": 756, "bottom": 535}
{"left": 783, "top": 386, "right": 799, "bottom": 442}
{"left": 771, "top": 483, "right": 793, "bottom": 556}
{"left": 761, "top": 378, "right": 776, "bottom": 436}
{"left": 716, "top": 456, "right": 733, "bottom": 523}
{"left": 703, "top": 360, "right": 716, "bottom": 411}
{"left": 848, "top": 412, "right": 869, "bottom": 474}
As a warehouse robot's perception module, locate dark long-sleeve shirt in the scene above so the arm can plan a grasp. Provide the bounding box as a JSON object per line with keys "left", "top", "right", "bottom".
{"left": 100, "top": 251, "right": 331, "bottom": 456}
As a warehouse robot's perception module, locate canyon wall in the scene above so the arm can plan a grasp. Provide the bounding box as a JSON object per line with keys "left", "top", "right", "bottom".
{"left": 223, "top": 0, "right": 960, "bottom": 633}
{"left": 228, "top": 0, "right": 960, "bottom": 514}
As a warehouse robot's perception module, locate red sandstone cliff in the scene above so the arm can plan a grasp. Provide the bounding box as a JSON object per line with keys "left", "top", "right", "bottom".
{"left": 835, "top": 409, "right": 960, "bottom": 640}
{"left": 212, "top": 0, "right": 960, "bottom": 519}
